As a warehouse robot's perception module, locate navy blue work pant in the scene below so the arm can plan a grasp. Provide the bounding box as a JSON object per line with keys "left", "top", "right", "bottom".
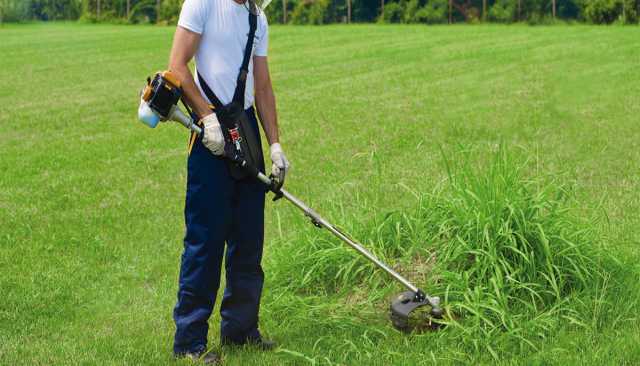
{"left": 173, "top": 107, "right": 266, "bottom": 354}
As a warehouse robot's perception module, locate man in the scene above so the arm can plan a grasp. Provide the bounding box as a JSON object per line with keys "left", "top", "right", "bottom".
{"left": 168, "top": 0, "right": 289, "bottom": 362}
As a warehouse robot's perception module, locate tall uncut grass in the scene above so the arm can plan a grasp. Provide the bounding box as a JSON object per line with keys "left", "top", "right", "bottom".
{"left": 422, "top": 146, "right": 609, "bottom": 354}
{"left": 271, "top": 145, "right": 625, "bottom": 357}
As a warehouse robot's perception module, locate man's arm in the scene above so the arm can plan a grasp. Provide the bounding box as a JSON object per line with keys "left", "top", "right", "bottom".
{"left": 168, "top": 26, "right": 211, "bottom": 120}
{"left": 255, "top": 55, "right": 289, "bottom": 184}
{"left": 168, "top": 26, "right": 224, "bottom": 155}
{"left": 253, "top": 56, "right": 279, "bottom": 145}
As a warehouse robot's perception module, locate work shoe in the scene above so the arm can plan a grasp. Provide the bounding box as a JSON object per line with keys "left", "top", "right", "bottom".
{"left": 175, "top": 348, "right": 220, "bottom": 364}
{"left": 247, "top": 338, "right": 277, "bottom": 351}
{"left": 221, "top": 337, "right": 277, "bottom": 351}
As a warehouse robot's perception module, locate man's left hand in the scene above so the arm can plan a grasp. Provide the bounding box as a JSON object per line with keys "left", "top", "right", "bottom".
{"left": 270, "top": 142, "right": 289, "bottom": 188}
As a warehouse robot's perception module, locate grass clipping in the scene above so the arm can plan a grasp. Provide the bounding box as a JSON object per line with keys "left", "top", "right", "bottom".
{"left": 423, "top": 146, "right": 608, "bottom": 351}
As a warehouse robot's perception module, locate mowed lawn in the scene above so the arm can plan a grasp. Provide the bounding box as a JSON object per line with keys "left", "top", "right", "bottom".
{"left": 1, "top": 23, "right": 639, "bottom": 365}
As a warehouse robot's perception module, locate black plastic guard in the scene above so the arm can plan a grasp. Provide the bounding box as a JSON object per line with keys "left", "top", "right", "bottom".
{"left": 390, "top": 291, "right": 442, "bottom": 331}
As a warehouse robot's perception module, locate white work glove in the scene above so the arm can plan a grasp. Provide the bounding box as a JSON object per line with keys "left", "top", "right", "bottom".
{"left": 201, "top": 113, "right": 225, "bottom": 156}
{"left": 270, "top": 142, "right": 290, "bottom": 187}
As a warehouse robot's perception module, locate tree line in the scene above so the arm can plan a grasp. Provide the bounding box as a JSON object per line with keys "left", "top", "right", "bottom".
{"left": 1, "top": 0, "right": 639, "bottom": 25}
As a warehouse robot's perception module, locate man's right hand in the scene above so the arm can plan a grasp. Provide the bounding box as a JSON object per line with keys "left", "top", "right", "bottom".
{"left": 201, "top": 113, "right": 225, "bottom": 155}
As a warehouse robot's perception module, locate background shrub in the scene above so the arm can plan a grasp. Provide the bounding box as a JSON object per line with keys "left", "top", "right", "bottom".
{"left": 489, "top": 0, "right": 516, "bottom": 22}
{"left": 584, "top": 0, "right": 622, "bottom": 23}
{"left": 291, "top": 0, "right": 337, "bottom": 25}
{"left": 414, "top": 0, "right": 448, "bottom": 23}
{"left": 403, "top": 0, "right": 420, "bottom": 22}
{"left": 380, "top": 1, "right": 404, "bottom": 23}
{"left": 3, "top": 0, "right": 640, "bottom": 25}
{"left": 159, "top": 0, "right": 183, "bottom": 24}
{"left": 583, "top": 0, "right": 637, "bottom": 24}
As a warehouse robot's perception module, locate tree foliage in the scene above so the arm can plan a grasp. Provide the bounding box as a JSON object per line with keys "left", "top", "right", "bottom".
{"left": 488, "top": 0, "right": 516, "bottom": 22}
{"left": 1, "top": 0, "right": 639, "bottom": 25}
{"left": 290, "top": 0, "right": 338, "bottom": 24}
{"left": 1, "top": 0, "right": 82, "bottom": 22}
{"left": 416, "top": 0, "right": 449, "bottom": 23}
{"left": 583, "top": 0, "right": 637, "bottom": 23}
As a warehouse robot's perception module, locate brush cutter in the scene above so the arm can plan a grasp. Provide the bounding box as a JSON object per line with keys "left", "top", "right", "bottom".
{"left": 137, "top": 71, "right": 443, "bottom": 331}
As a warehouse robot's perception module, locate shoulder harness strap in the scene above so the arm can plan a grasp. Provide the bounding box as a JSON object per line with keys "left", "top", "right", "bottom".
{"left": 198, "top": 8, "right": 258, "bottom": 111}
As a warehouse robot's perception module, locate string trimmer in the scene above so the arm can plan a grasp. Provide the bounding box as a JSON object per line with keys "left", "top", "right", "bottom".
{"left": 137, "top": 71, "right": 443, "bottom": 331}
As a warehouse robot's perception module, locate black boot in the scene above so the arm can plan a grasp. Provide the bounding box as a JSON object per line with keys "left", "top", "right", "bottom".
{"left": 175, "top": 348, "right": 220, "bottom": 364}
{"left": 247, "top": 338, "right": 277, "bottom": 351}
{"left": 221, "top": 337, "right": 277, "bottom": 351}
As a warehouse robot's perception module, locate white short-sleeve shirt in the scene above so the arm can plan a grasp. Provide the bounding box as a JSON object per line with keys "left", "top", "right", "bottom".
{"left": 178, "top": 0, "right": 268, "bottom": 109}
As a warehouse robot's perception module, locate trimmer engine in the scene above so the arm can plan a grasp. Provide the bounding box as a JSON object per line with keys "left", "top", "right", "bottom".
{"left": 137, "top": 71, "right": 201, "bottom": 134}
{"left": 142, "top": 71, "right": 183, "bottom": 120}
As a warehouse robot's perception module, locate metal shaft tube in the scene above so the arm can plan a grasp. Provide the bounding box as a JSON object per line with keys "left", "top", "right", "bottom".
{"left": 171, "top": 108, "right": 202, "bottom": 135}
{"left": 256, "top": 172, "right": 420, "bottom": 294}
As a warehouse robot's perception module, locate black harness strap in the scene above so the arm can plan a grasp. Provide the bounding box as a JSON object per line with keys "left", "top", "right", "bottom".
{"left": 197, "top": 9, "right": 257, "bottom": 111}
{"left": 197, "top": 71, "right": 223, "bottom": 110}
{"left": 233, "top": 8, "right": 258, "bottom": 106}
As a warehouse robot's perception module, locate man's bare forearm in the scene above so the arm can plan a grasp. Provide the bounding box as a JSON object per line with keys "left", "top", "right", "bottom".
{"left": 255, "top": 86, "right": 279, "bottom": 145}
{"left": 253, "top": 56, "right": 280, "bottom": 146}
{"left": 168, "top": 27, "right": 211, "bottom": 120}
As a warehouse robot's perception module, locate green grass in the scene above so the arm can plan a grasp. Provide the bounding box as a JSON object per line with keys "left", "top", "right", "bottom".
{"left": 1, "top": 23, "right": 639, "bottom": 365}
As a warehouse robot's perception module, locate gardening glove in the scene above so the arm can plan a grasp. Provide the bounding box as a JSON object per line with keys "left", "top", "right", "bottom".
{"left": 270, "top": 142, "right": 290, "bottom": 190}
{"left": 201, "top": 113, "right": 225, "bottom": 156}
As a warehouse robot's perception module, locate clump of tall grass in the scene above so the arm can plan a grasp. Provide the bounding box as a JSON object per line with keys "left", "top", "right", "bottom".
{"left": 270, "top": 144, "right": 619, "bottom": 355}
{"left": 424, "top": 145, "right": 608, "bottom": 353}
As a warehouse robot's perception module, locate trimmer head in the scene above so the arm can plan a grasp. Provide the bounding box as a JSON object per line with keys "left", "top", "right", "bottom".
{"left": 390, "top": 291, "right": 443, "bottom": 331}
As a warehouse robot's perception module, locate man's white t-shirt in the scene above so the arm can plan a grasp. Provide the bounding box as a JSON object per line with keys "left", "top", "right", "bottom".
{"left": 178, "top": 0, "right": 268, "bottom": 109}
